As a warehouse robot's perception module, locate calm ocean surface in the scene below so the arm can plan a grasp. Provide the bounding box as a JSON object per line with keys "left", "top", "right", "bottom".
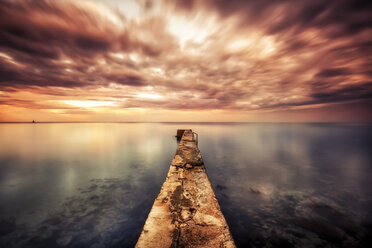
{"left": 0, "top": 123, "right": 371, "bottom": 247}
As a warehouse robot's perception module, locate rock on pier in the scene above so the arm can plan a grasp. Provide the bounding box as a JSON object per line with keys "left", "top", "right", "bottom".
{"left": 135, "top": 129, "right": 236, "bottom": 248}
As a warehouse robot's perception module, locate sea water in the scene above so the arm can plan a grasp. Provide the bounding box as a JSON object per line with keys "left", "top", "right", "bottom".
{"left": 0, "top": 123, "right": 371, "bottom": 247}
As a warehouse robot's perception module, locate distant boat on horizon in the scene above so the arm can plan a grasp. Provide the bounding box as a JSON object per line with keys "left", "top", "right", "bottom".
{"left": 32, "top": 120, "right": 35, "bottom": 123}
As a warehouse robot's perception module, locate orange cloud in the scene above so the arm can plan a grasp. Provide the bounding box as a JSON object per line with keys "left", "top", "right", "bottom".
{"left": 0, "top": 0, "right": 371, "bottom": 122}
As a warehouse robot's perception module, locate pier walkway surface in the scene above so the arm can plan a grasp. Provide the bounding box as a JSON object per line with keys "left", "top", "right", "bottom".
{"left": 136, "top": 129, "right": 236, "bottom": 248}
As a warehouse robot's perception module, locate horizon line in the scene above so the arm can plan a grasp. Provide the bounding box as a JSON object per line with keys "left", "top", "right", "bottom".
{"left": 1, "top": 121, "right": 371, "bottom": 124}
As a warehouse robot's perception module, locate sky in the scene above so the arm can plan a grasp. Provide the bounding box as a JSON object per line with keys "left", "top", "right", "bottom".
{"left": 0, "top": 0, "right": 371, "bottom": 122}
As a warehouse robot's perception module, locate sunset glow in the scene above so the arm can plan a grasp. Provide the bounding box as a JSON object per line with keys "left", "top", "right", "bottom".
{"left": 60, "top": 100, "right": 117, "bottom": 108}
{"left": 0, "top": 0, "right": 371, "bottom": 122}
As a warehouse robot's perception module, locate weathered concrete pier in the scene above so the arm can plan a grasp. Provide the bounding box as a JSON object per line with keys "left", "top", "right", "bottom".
{"left": 136, "top": 129, "right": 236, "bottom": 248}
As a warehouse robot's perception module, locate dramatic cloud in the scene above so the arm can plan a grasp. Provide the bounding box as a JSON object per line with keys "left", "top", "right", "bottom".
{"left": 0, "top": 0, "right": 371, "bottom": 121}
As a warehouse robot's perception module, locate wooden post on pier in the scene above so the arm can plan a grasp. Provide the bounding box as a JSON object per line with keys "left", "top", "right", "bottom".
{"left": 135, "top": 129, "right": 236, "bottom": 248}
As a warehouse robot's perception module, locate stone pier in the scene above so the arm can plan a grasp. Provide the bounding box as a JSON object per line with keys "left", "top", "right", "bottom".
{"left": 135, "top": 129, "right": 236, "bottom": 248}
